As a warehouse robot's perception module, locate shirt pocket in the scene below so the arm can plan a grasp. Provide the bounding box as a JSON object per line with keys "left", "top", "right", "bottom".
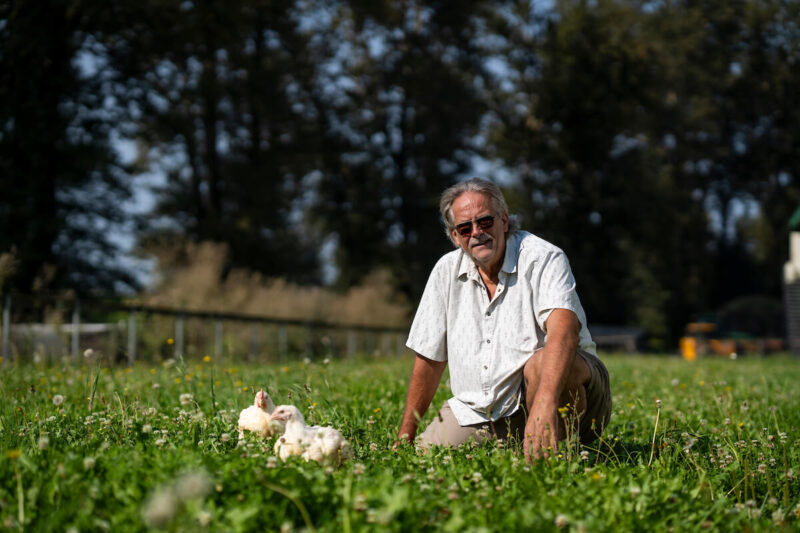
{"left": 499, "top": 324, "right": 537, "bottom": 356}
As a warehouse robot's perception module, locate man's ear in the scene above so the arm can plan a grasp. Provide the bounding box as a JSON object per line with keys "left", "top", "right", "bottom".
{"left": 501, "top": 213, "right": 509, "bottom": 232}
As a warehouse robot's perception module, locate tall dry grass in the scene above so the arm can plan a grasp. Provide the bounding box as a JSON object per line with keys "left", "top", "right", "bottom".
{"left": 139, "top": 241, "right": 411, "bottom": 328}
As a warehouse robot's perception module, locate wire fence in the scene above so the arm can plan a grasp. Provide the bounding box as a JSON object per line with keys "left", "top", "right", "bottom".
{"left": 0, "top": 293, "right": 410, "bottom": 365}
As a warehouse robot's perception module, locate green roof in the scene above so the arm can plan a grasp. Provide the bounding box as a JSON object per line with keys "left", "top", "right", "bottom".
{"left": 789, "top": 205, "right": 800, "bottom": 230}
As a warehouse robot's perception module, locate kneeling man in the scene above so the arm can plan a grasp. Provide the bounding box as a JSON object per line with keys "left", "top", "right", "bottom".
{"left": 397, "top": 178, "right": 612, "bottom": 461}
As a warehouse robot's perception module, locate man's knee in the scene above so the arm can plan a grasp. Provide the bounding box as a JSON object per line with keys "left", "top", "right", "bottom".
{"left": 523, "top": 350, "right": 591, "bottom": 394}
{"left": 523, "top": 350, "right": 544, "bottom": 389}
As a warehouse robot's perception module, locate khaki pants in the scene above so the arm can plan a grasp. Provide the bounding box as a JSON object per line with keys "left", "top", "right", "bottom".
{"left": 418, "top": 350, "right": 612, "bottom": 448}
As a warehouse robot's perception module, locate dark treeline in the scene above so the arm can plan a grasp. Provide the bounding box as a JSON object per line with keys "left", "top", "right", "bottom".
{"left": 1, "top": 0, "right": 799, "bottom": 346}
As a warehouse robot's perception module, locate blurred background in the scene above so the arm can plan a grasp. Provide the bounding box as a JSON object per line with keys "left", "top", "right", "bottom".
{"left": 1, "top": 0, "right": 798, "bottom": 358}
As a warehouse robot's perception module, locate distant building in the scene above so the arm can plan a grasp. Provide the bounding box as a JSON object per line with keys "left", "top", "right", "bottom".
{"left": 783, "top": 209, "right": 800, "bottom": 354}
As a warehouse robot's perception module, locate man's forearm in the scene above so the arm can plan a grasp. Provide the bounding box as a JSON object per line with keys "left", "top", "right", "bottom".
{"left": 398, "top": 355, "right": 446, "bottom": 442}
{"left": 534, "top": 310, "right": 580, "bottom": 407}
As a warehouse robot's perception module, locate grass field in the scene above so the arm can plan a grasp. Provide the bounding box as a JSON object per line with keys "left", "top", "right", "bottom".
{"left": 1, "top": 352, "right": 798, "bottom": 531}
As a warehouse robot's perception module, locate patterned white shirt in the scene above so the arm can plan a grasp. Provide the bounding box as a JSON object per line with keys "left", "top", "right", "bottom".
{"left": 406, "top": 230, "right": 597, "bottom": 425}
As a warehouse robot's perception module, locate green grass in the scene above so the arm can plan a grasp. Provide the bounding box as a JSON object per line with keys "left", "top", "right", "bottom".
{"left": 1, "top": 353, "right": 799, "bottom": 531}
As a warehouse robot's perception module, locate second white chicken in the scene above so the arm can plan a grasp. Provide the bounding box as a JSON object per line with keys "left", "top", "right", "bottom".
{"left": 271, "top": 405, "right": 353, "bottom": 467}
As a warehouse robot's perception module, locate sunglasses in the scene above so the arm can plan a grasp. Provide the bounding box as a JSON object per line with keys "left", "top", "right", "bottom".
{"left": 454, "top": 214, "right": 496, "bottom": 238}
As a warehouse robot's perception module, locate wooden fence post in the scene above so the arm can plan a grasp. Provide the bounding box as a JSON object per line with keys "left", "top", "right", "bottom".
{"left": 215, "top": 320, "right": 223, "bottom": 357}
{"left": 2, "top": 294, "right": 9, "bottom": 363}
{"left": 278, "top": 323, "right": 288, "bottom": 358}
{"left": 71, "top": 299, "right": 80, "bottom": 359}
{"left": 127, "top": 311, "right": 137, "bottom": 364}
{"left": 305, "top": 324, "right": 313, "bottom": 357}
{"left": 175, "top": 315, "right": 184, "bottom": 358}
{"left": 249, "top": 324, "right": 258, "bottom": 361}
{"left": 347, "top": 330, "right": 356, "bottom": 357}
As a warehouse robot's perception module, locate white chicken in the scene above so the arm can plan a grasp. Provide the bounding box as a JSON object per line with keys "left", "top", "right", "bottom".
{"left": 237, "top": 389, "right": 282, "bottom": 439}
{"left": 271, "top": 405, "right": 353, "bottom": 467}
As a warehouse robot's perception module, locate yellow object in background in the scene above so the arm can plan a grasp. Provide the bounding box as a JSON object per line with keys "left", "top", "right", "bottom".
{"left": 680, "top": 337, "right": 697, "bottom": 361}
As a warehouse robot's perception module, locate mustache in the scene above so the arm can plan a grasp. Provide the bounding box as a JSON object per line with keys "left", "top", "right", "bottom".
{"left": 470, "top": 235, "right": 491, "bottom": 246}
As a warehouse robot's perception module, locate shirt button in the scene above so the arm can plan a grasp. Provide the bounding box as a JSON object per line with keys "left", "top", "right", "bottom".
{"left": 483, "top": 365, "right": 488, "bottom": 370}
{"left": 486, "top": 339, "right": 491, "bottom": 344}
{"left": 484, "top": 392, "right": 488, "bottom": 396}
{"left": 485, "top": 311, "right": 491, "bottom": 317}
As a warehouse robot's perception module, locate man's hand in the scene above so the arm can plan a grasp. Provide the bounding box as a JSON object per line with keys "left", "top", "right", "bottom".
{"left": 396, "top": 355, "right": 446, "bottom": 446}
{"left": 523, "top": 401, "right": 560, "bottom": 462}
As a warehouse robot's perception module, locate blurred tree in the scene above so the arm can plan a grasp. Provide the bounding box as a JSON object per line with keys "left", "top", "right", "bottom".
{"left": 490, "top": 0, "right": 710, "bottom": 343}
{"left": 310, "top": 0, "right": 498, "bottom": 300}
{"left": 100, "top": 0, "right": 321, "bottom": 283}
{"left": 489, "top": 0, "right": 800, "bottom": 344}
{"left": 0, "top": 0, "right": 138, "bottom": 295}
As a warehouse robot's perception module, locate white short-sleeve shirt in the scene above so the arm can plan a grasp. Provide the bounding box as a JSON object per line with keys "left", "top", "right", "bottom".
{"left": 406, "top": 230, "right": 597, "bottom": 425}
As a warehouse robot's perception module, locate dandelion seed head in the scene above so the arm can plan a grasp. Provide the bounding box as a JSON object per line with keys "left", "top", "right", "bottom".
{"left": 52, "top": 394, "right": 64, "bottom": 406}
{"left": 83, "top": 457, "right": 96, "bottom": 469}
{"left": 555, "top": 514, "right": 569, "bottom": 528}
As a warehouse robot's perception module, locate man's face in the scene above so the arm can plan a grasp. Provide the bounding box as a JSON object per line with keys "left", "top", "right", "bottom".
{"left": 450, "top": 192, "right": 509, "bottom": 273}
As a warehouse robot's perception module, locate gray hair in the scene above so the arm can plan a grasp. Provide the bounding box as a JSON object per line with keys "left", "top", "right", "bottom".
{"left": 439, "top": 177, "right": 520, "bottom": 246}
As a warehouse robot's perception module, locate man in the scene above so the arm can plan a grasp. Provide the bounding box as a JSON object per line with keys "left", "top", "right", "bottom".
{"left": 397, "top": 178, "right": 611, "bottom": 461}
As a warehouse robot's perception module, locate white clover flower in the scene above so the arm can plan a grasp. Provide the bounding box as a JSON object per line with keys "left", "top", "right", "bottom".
{"left": 198, "top": 510, "right": 212, "bottom": 527}
{"left": 38, "top": 436, "right": 50, "bottom": 451}
{"left": 142, "top": 424, "right": 152, "bottom": 434}
{"left": 353, "top": 493, "right": 367, "bottom": 512}
{"left": 323, "top": 358, "right": 330, "bottom": 365}
{"left": 629, "top": 486, "right": 641, "bottom": 498}
{"left": 353, "top": 463, "right": 366, "bottom": 475}
{"left": 221, "top": 433, "right": 230, "bottom": 443}
{"left": 369, "top": 442, "right": 378, "bottom": 452}
{"left": 580, "top": 450, "right": 590, "bottom": 461}
{"left": 555, "top": 514, "right": 569, "bottom": 528}
{"left": 155, "top": 438, "right": 166, "bottom": 447}
{"left": 52, "top": 395, "right": 64, "bottom": 406}
{"left": 179, "top": 393, "right": 193, "bottom": 405}
{"left": 142, "top": 488, "right": 179, "bottom": 528}
{"left": 175, "top": 471, "right": 212, "bottom": 501}
{"left": 266, "top": 456, "right": 277, "bottom": 469}
{"left": 83, "top": 348, "right": 94, "bottom": 359}
{"left": 152, "top": 383, "right": 160, "bottom": 389}
{"left": 83, "top": 457, "right": 96, "bottom": 470}
{"left": 471, "top": 472, "right": 483, "bottom": 483}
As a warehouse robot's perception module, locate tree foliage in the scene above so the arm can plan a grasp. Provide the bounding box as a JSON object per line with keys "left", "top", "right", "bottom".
{"left": 2, "top": 0, "right": 800, "bottom": 344}
{"left": 0, "top": 0, "right": 137, "bottom": 294}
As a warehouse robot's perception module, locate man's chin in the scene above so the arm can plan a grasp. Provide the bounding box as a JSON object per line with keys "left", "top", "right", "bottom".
{"left": 469, "top": 248, "right": 495, "bottom": 264}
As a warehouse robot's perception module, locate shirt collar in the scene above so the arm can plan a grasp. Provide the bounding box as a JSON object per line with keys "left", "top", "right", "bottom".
{"left": 456, "top": 231, "right": 520, "bottom": 281}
